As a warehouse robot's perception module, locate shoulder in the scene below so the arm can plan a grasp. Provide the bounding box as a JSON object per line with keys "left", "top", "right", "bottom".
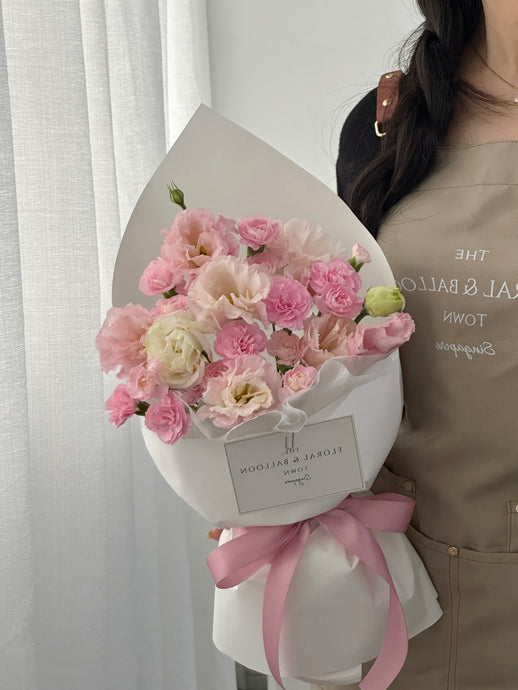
{"left": 336, "top": 88, "right": 380, "bottom": 206}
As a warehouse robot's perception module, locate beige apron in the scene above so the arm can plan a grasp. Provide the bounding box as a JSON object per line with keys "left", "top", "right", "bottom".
{"left": 316, "top": 141, "right": 518, "bottom": 690}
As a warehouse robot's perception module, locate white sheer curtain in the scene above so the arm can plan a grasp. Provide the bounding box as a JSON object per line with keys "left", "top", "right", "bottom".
{"left": 0, "top": 1, "right": 235, "bottom": 688}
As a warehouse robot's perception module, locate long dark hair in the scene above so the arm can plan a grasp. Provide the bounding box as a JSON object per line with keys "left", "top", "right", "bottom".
{"left": 350, "top": 0, "right": 484, "bottom": 233}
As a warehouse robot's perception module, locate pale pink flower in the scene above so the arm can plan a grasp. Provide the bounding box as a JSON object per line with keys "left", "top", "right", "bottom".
{"left": 237, "top": 215, "right": 282, "bottom": 250}
{"left": 266, "top": 330, "right": 305, "bottom": 366}
{"left": 188, "top": 255, "right": 272, "bottom": 327}
{"left": 269, "top": 218, "right": 349, "bottom": 284}
{"left": 178, "top": 384, "right": 204, "bottom": 405}
{"left": 301, "top": 313, "right": 356, "bottom": 368}
{"left": 144, "top": 392, "right": 192, "bottom": 444}
{"left": 349, "top": 312, "right": 415, "bottom": 355}
{"left": 161, "top": 208, "right": 239, "bottom": 277}
{"left": 199, "top": 354, "right": 282, "bottom": 428}
{"left": 203, "top": 359, "right": 232, "bottom": 381}
{"left": 214, "top": 320, "right": 267, "bottom": 358}
{"left": 280, "top": 364, "right": 318, "bottom": 401}
{"left": 247, "top": 250, "right": 284, "bottom": 275}
{"left": 126, "top": 360, "right": 169, "bottom": 402}
{"left": 352, "top": 243, "right": 371, "bottom": 264}
{"left": 315, "top": 284, "right": 364, "bottom": 319}
{"left": 139, "top": 257, "right": 181, "bottom": 296}
{"left": 309, "top": 258, "right": 361, "bottom": 295}
{"left": 150, "top": 295, "right": 190, "bottom": 318}
{"left": 263, "top": 276, "right": 313, "bottom": 330}
{"left": 96, "top": 303, "right": 154, "bottom": 378}
{"left": 105, "top": 384, "right": 137, "bottom": 427}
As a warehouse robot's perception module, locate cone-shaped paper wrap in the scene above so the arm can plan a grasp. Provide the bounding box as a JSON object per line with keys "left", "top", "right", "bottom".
{"left": 113, "top": 106, "right": 405, "bottom": 527}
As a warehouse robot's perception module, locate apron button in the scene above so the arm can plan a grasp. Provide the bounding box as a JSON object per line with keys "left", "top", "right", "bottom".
{"left": 448, "top": 546, "right": 459, "bottom": 556}
{"left": 403, "top": 480, "right": 414, "bottom": 492}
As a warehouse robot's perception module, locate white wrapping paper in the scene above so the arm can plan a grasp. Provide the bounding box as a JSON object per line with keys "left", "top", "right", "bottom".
{"left": 213, "top": 522, "right": 442, "bottom": 685}
{"left": 141, "top": 351, "right": 402, "bottom": 527}
{"left": 114, "top": 105, "right": 405, "bottom": 526}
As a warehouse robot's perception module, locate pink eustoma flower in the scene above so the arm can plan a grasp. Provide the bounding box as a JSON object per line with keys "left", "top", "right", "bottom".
{"left": 198, "top": 354, "right": 282, "bottom": 428}
{"left": 96, "top": 303, "right": 154, "bottom": 379}
{"left": 214, "top": 320, "right": 267, "bottom": 358}
{"left": 105, "top": 384, "right": 137, "bottom": 428}
{"left": 351, "top": 243, "right": 371, "bottom": 264}
{"left": 144, "top": 392, "right": 192, "bottom": 444}
{"left": 263, "top": 276, "right": 313, "bottom": 330}
{"left": 160, "top": 208, "right": 239, "bottom": 278}
{"left": 301, "top": 313, "right": 356, "bottom": 368}
{"left": 349, "top": 312, "right": 415, "bottom": 355}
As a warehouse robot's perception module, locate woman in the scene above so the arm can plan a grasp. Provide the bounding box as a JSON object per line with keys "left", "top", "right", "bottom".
{"left": 316, "top": 1, "right": 518, "bottom": 688}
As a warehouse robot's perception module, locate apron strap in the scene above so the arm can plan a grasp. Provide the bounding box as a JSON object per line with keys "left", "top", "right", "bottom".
{"left": 375, "top": 70, "right": 402, "bottom": 137}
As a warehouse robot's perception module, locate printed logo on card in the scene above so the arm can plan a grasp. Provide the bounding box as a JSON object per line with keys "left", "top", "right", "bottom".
{"left": 224, "top": 416, "right": 364, "bottom": 513}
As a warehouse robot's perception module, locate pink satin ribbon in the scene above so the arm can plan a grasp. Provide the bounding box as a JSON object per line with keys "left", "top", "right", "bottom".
{"left": 206, "top": 493, "right": 415, "bottom": 690}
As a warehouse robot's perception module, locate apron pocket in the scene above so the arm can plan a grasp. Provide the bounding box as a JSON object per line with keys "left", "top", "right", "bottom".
{"left": 455, "top": 546, "right": 518, "bottom": 690}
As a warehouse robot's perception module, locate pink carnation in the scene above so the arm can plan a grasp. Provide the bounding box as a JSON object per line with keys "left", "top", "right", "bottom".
{"left": 352, "top": 243, "right": 371, "bottom": 264}
{"left": 96, "top": 303, "right": 154, "bottom": 378}
{"left": 263, "top": 276, "right": 313, "bottom": 330}
{"left": 349, "top": 312, "right": 415, "bottom": 355}
{"left": 280, "top": 364, "right": 318, "bottom": 401}
{"left": 237, "top": 215, "right": 282, "bottom": 250}
{"left": 150, "top": 295, "right": 190, "bottom": 318}
{"left": 214, "top": 320, "right": 267, "bottom": 358}
{"left": 139, "top": 257, "right": 181, "bottom": 296}
{"left": 144, "top": 392, "right": 192, "bottom": 444}
{"left": 105, "top": 384, "right": 137, "bottom": 428}
{"left": 301, "top": 313, "right": 356, "bottom": 368}
{"left": 309, "top": 258, "right": 361, "bottom": 295}
{"left": 127, "top": 360, "right": 169, "bottom": 402}
{"left": 161, "top": 208, "right": 239, "bottom": 277}
{"left": 315, "top": 284, "right": 364, "bottom": 319}
{"left": 199, "top": 355, "right": 282, "bottom": 428}
{"left": 266, "top": 330, "right": 304, "bottom": 366}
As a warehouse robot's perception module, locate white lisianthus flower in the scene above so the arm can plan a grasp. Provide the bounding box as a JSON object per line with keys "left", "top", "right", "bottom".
{"left": 187, "top": 255, "right": 272, "bottom": 327}
{"left": 145, "top": 310, "right": 212, "bottom": 389}
{"left": 269, "top": 218, "right": 349, "bottom": 285}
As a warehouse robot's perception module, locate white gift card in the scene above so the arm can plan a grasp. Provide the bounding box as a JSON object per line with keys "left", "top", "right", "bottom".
{"left": 225, "top": 416, "right": 364, "bottom": 513}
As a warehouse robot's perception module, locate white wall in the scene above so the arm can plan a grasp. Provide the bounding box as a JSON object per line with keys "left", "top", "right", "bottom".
{"left": 206, "top": 0, "right": 420, "bottom": 190}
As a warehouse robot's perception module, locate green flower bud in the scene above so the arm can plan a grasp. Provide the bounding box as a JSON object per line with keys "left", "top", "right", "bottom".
{"left": 167, "top": 183, "right": 186, "bottom": 209}
{"left": 364, "top": 286, "right": 406, "bottom": 317}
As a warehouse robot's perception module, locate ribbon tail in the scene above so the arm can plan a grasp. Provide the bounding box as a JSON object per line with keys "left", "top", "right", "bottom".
{"left": 319, "top": 513, "right": 408, "bottom": 690}
{"left": 262, "top": 521, "right": 311, "bottom": 690}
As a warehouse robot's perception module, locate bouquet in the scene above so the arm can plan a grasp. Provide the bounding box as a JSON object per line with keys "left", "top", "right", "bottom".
{"left": 99, "top": 106, "right": 442, "bottom": 689}
{"left": 97, "top": 186, "right": 413, "bottom": 440}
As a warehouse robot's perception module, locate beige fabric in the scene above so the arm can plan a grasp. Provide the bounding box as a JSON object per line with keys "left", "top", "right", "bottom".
{"left": 325, "top": 141, "right": 518, "bottom": 689}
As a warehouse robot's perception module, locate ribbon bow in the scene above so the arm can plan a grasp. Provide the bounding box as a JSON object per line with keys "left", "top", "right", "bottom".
{"left": 206, "top": 493, "right": 415, "bottom": 690}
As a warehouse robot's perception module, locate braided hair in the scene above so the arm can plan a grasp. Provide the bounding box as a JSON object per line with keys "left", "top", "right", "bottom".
{"left": 349, "top": 0, "right": 484, "bottom": 233}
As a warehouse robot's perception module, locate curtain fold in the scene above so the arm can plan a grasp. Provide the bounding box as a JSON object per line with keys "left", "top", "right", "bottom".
{"left": 0, "top": 1, "right": 233, "bottom": 688}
